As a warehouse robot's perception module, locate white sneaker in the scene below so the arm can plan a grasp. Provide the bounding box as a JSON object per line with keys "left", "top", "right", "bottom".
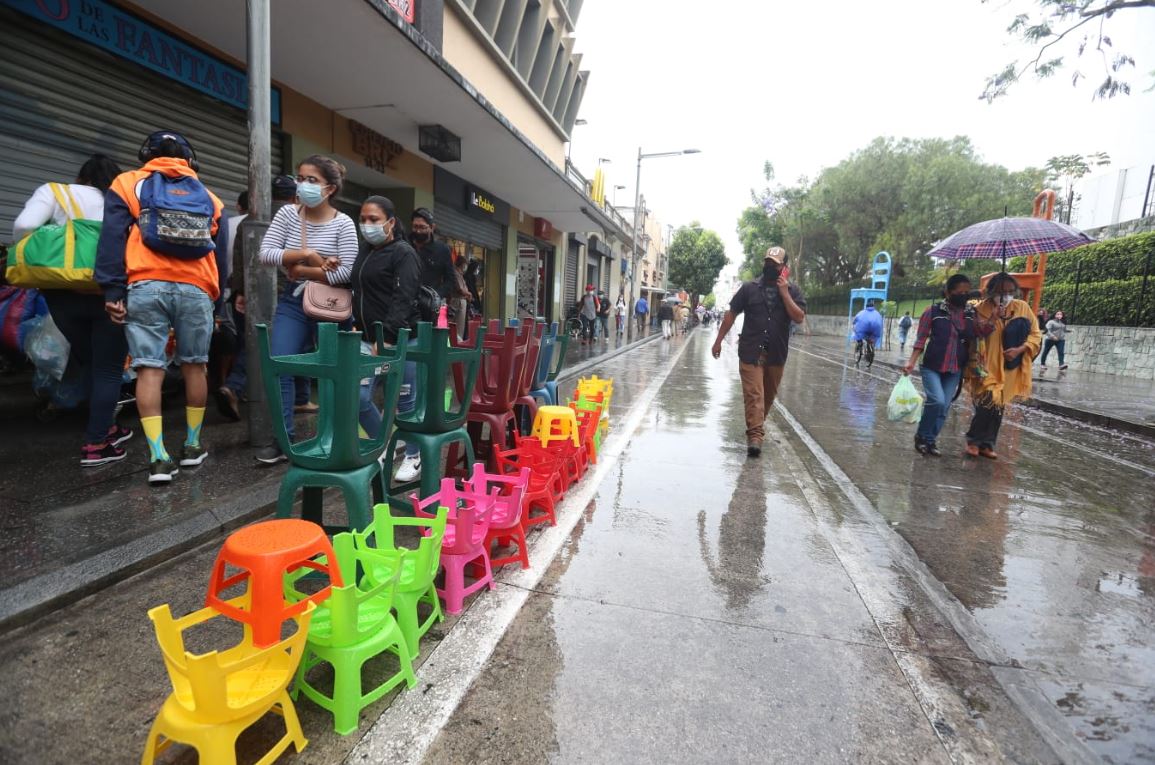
{"left": 1039, "top": 365, "right": 1047, "bottom": 371}
{"left": 395, "top": 454, "right": 421, "bottom": 482}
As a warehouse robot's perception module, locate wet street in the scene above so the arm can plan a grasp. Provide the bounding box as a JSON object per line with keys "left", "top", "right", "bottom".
{"left": 419, "top": 331, "right": 1154, "bottom": 764}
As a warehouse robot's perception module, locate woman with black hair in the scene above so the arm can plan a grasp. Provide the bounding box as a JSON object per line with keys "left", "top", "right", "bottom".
{"left": 12, "top": 153, "right": 134, "bottom": 466}
{"left": 963, "top": 273, "right": 1042, "bottom": 459}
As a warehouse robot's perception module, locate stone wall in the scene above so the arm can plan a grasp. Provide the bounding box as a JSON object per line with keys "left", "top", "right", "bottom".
{"left": 801, "top": 315, "right": 1155, "bottom": 380}
{"left": 1084, "top": 215, "right": 1155, "bottom": 241}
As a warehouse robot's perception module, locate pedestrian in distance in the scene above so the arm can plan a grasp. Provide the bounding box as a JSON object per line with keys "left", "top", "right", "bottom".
{"left": 963, "top": 273, "right": 1042, "bottom": 460}
{"left": 711, "top": 247, "right": 807, "bottom": 457}
{"left": 254, "top": 155, "right": 358, "bottom": 465}
{"left": 596, "top": 290, "right": 612, "bottom": 342}
{"left": 634, "top": 295, "right": 649, "bottom": 334}
{"left": 615, "top": 293, "right": 627, "bottom": 337}
{"left": 1039, "top": 310, "right": 1069, "bottom": 371}
{"left": 410, "top": 207, "right": 457, "bottom": 305}
{"left": 450, "top": 255, "right": 471, "bottom": 341}
{"left": 349, "top": 196, "right": 423, "bottom": 482}
{"left": 578, "top": 284, "right": 599, "bottom": 344}
{"left": 901, "top": 274, "right": 978, "bottom": 457}
{"left": 13, "top": 153, "right": 133, "bottom": 467}
{"left": 1037, "top": 307, "right": 1050, "bottom": 336}
{"left": 95, "top": 131, "right": 224, "bottom": 484}
{"left": 657, "top": 299, "right": 675, "bottom": 339}
{"left": 898, "top": 311, "right": 913, "bottom": 353}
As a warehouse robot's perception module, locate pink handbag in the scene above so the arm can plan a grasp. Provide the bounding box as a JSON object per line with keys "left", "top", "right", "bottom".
{"left": 298, "top": 209, "right": 352, "bottom": 322}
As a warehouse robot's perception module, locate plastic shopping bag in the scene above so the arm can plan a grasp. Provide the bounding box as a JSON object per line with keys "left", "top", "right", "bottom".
{"left": 887, "top": 374, "right": 924, "bottom": 424}
{"left": 23, "top": 313, "right": 70, "bottom": 381}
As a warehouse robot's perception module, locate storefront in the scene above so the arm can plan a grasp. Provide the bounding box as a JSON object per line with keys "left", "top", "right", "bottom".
{"left": 516, "top": 216, "right": 555, "bottom": 321}
{"left": 0, "top": 1, "right": 287, "bottom": 234}
{"left": 433, "top": 167, "right": 508, "bottom": 320}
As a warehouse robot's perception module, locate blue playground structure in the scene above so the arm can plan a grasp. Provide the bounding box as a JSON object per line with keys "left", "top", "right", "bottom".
{"left": 847, "top": 251, "right": 891, "bottom": 341}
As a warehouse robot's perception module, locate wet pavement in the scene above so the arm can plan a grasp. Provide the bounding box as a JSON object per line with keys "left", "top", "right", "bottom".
{"left": 0, "top": 324, "right": 658, "bottom": 629}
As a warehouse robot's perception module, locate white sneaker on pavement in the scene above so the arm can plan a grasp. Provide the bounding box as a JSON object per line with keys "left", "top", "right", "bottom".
{"left": 395, "top": 453, "right": 421, "bottom": 482}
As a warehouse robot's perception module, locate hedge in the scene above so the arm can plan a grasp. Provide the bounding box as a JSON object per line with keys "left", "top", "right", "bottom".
{"left": 1033, "top": 278, "right": 1154, "bottom": 327}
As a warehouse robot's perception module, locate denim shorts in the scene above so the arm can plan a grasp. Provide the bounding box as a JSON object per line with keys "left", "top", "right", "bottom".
{"left": 125, "top": 279, "right": 213, "bottom": 368}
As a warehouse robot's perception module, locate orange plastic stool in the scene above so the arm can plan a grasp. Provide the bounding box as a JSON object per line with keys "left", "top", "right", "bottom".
{"left": 530, "top": 405, "right": 581, "bottom": 448}
{"left": 206, "top": 519, "right": 344, "bottom": 647}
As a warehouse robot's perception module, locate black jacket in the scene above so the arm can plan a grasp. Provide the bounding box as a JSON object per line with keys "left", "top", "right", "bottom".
{"left": 351, "top": 237, "right": 421, "bottom": 345}
{"left": 413, "top": 238, "right": 456, "bottom": 299}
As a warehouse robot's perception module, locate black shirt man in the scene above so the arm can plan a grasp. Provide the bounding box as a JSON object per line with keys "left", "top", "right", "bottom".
{"left": 410, "top": 208, "right": 457, "bottom": 300}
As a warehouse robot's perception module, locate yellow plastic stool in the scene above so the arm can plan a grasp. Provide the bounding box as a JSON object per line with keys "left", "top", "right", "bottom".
{"left": 140, "top": 598, "right": 316, "bottom": 765}
{"left": 531, "top": 405, "right": 581, "bottom": 447}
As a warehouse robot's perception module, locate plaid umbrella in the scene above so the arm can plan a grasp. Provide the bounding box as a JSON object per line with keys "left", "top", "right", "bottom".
{"left": 927, "top": 217, "right": 1093, "bottom": 264}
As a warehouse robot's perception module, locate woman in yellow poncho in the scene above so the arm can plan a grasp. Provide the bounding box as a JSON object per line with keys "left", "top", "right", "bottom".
{"left": 964, "top": 273, "right": 1042, "bottom": 459}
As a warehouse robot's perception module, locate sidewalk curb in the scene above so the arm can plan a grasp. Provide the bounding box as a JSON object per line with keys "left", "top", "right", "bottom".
{"left": 803, "top": 336, "right": 1155, "bottom": 440}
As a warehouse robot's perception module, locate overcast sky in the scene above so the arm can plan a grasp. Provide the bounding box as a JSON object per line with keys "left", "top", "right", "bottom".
{"left": 569, "top": 0, "right": 1155, "bottom": 275}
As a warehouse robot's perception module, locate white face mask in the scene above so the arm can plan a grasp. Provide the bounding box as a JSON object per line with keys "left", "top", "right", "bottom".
{"left": 997, "top": 293, "right": 1015, "bottom": 307}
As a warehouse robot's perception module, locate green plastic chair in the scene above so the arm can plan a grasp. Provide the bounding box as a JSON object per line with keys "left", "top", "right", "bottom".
{"left": 543, "top": 331, "right": 571, "bottom": 405}
{"left": 286, "top": 533, "right": 415, "bottom": 735}
{"left": 386, "top": 322, "right": 486, "bottom": 499}
{"left": 353, "top": 502, "right": 448, "bottom": 658}
{"left": 258, "top": 322, "right": 409, "bottom": 531}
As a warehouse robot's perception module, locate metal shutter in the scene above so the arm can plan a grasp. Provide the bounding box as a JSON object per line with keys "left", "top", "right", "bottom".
{"left": 434, "top": 205, "right": 504, "bottom": 251}
{"left": 564, "top": 244, "right": 579, "bottom": 308}
{"left": 0, "top": 7, "right": 284, "bottom": 239}
{"left": 602, "top": 257, "right": 611, "bottom": 294}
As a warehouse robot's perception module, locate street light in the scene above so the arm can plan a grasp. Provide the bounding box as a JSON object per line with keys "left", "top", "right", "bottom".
{"left": 612, "top": 184, "right": 626, "bottom": 206}
{"left": 565, "top": 119, "right": 589, "bottom": 161}
{"left": 630, "top": 147, "right": 700, "bottom": 335}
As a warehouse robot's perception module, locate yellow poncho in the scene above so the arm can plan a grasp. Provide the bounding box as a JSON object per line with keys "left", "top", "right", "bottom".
{"left": 966, "top": 298, "right": 1042, "bottom": 408}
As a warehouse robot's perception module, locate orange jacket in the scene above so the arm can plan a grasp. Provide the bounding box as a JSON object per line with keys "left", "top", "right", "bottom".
{"left": 95, "top": 157, "right": 223, "bottom": 302}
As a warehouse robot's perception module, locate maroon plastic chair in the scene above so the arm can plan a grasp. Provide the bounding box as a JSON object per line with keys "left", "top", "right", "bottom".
{"left": 513, "top": 322, "right": 545, "bottom": 434}
{"left": 450, "top": 319, "right": 532, "bottom": 465}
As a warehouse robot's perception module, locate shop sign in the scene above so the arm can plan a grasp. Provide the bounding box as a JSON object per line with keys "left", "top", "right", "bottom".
{"left": 533, "top": 217, "right": 553, "bottom": 240}
{"left": 2, "top": 0, "right": 282, "bottom": 122}
{"left": 349, "top": 120, "right": 404, "bottom": 174}
{"left": 466, "top": 185, "right": 497, "bottom": 218}
{"left": 386, "top": 0, "right": 415, "bottom": 23}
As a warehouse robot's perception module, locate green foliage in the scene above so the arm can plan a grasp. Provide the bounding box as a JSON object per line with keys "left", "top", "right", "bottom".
{"left": 1041, "top": 278, "right": 1154, "bottom": 327}
{"left": 702, "top": 293, "right": 717, "bottom": 309}
{"left": 668, "top": 224, "right": 727, "bottom": 306}
{"left": 980, "top": 0, "right": 1155, "bottom": 101}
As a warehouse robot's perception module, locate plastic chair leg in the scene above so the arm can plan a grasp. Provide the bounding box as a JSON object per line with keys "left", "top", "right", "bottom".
{"left": 330, "top": 653, "right": 364, "bottom": 736}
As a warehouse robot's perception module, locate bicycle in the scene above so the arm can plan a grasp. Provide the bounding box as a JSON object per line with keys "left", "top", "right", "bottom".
{"left": 854, "top": 337, "right": 875, "bottom": 369}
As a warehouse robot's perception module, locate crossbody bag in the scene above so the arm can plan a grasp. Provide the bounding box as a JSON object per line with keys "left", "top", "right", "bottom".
{"left": 299, "top": 208, "right": 352, "bottom": 322}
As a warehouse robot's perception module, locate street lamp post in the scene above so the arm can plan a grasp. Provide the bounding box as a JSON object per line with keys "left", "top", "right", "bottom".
{"left": 630, "top": 147, "right": 700, "bottom": 337}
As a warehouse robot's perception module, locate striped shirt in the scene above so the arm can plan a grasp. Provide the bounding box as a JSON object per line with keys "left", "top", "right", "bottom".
{"left": 259, "top": 204, "right": 358, "bottom": 286}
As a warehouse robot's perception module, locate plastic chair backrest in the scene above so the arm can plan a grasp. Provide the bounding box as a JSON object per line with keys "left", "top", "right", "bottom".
{"left": 147, "top": 599, "right": 315, "bottom": 725}
{"left": 516, "top": 321, "right": 544, "bottom": 398}
{"left": 411, "top": 478, "right": 496, "bottom": 556}
{"left": 870, "top": 251, "right": 891, "bottom": 291}
{"left": 396, "top": 322, "right": 486, "bottom": 433}
{"left": 532, "top": 323, "right": 557, "bottom": 390}
{"left": 256, "top": 322, "right": 408, "bottom": 470}
{"left": 355, "top": 502, "right": 447, "bottom": 588}
{"left": 546, "top": 331, "right": 570, "bottom": 383}
{"left": 466, "top": 463, "right": 531, "bottom": 527}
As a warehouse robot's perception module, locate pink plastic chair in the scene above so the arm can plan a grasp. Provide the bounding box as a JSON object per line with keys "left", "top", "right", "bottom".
{"left": 410, "top": 478, "right": 497, "bottom": 615}
{"left": 466, "top": 464, "right": 532, "bottom": 571}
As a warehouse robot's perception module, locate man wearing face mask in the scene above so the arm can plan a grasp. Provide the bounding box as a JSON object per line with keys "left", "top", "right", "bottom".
{"left": 712, "top": 247, "right": 807, "bottom": 457}
{"left": 410, "top": 208, "right": 457, "bottom": 306}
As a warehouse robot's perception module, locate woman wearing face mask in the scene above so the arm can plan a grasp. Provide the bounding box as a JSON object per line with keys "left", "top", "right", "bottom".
{"left": 901, "top": 274, "right": 979, "bottom": 456}
{"left": 962, "top": 273, "right": 1042, "bottom": 459}
{"left": 350, "top": 196, "right": 423, "bottom": 482}
{"left": 1040, "top": 310, "right": 1069, "bottom": 371}
{"left": 256, "top": 155, "right": 358, "bottom": 464}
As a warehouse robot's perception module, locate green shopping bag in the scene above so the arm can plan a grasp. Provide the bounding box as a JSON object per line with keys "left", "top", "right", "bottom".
{"left": 887, "top": 374, "right": 924, "bottom": 424}
{"left": 6, "top": 184, "right": 101, "bottom": 292}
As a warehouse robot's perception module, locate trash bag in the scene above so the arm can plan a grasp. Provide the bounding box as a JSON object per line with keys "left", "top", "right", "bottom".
{"left": 887, "top": 374, "right": 924, "bottom": 424}
{"left": 23, "top": 313, "right": 70, "bottom": 381}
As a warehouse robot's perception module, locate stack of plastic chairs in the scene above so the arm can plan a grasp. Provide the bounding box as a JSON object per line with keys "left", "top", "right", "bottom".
{"left": 466, "top": 463, "right": 533, "bottom": 571}
{"left": 257, "top": 322, "right": 409, "bottom": 532}
{"left": 493, "top": 442, "right": 563, "bottom": 529}
{"left": 541, "top": 328, "right": 571, "bottom": 406}
{"left": 410, "top": 478, "right": 497, "bottom": 615}
{"left": 451, "top": 318, "right": 532, "bottom": 465}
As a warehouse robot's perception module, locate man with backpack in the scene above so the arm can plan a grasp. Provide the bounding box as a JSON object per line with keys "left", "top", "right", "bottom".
{"left": 95, "top": 131, "right": 224, "bottom": 484}
{"left": 897, "top": 311, "right": 913, "bottom": 353}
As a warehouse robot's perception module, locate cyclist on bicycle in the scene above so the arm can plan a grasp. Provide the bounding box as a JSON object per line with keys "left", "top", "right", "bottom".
{"left": 852, "top": 301, "right": 884, "bottom": 355}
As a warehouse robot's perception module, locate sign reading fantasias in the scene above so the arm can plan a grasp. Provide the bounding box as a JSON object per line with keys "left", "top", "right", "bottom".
{"left": 349, "top": 120, "right": 404, "bottom": 174}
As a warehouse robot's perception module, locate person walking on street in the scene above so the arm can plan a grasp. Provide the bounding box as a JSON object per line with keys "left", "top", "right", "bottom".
{"left": 657, "top": 299, "right": 675, "bottom": 339}
{"left": 1037, "top": 307, "right": 1050, "bottom": 335}
{"left": 634, "top": 295, "right": 649, "bottom": 334}
{"left": 95, "top": 131, "right": 224, "bottom": 484}
{"left": 410, "top": 208, "right": 456, "bottom": 306}
{"left": 901, "top": 274, "right": 978, "bottom": 457}
{"left": 963, "top": 273, "right": 1041, "bottom": 459}
{"left": 897, "top": 311, "right": 913, "bottom": 353}
{"left": 596, "top": 290, "right": 612, "bottom": 342}
{"left": 1039, "top": 310, "right": 1069, "bottom": 371}
{"left": 578, "top": 285, "right": 599, "bottom": 344}
{"left": 711, "top": 247, "right": 807, "bottom": 457}
{"left": 254, "top": 156, "right": 358, "bottom": 465}
{"left": 14, "top": 153, "right": 133, "bottom": 466}
{"left": 615, "top": 294, "right": 627, "bottom": 337}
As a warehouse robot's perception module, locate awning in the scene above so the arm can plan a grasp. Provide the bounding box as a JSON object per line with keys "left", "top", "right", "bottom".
{"left": 134, "top": 0, "right": 629, "bottom": 240}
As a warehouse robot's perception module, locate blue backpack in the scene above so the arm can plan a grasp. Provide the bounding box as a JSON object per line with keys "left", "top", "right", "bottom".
{"left": 137, "top": 172, "right": 216, "bottom": 260}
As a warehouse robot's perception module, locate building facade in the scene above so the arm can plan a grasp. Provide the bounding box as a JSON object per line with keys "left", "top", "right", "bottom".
{"left": 0, "top": 0, "right": 636, "bottom": 326}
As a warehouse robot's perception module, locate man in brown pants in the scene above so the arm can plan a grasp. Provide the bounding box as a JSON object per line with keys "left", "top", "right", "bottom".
{"left": 712, "top": 247, "right": 807, "bottom": 457}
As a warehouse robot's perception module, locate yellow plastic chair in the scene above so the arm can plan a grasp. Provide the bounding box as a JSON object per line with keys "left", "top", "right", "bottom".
{"left": 530, "top": 405, "right": 581, "bottom": 448}
{"left": 140, "top": 597, "right": 316, "bottom": 765}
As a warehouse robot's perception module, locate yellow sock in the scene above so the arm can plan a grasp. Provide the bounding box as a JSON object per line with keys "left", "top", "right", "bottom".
{"left": 185, "top": 406, "right": 205, "bottom": 447}
{"left": 141, "top": 416, "right": 169, "bottom": 461}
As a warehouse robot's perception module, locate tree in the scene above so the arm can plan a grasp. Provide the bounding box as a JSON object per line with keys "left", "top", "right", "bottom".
{"left": 668, "top": 224, "right": 727, "bottom": 307}
{"left": 1046, "top": 152, "right": 1111, "bottom": 222}
{"left": 981, "top": 0, "right": 1155, "bottom": 101}
{"left": 702, "top": 293, "right": 717, "bottom": 309}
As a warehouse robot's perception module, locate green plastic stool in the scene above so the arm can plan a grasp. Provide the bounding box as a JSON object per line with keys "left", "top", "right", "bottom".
{"left": 277, "top": 461, "right": 386, "bottom": 533}
{"left": 287, "top": 534, "right": 415, "bottom": 735}
{"left": 354, "top": 503, "right": 449, "bottom": 658}
{"left": 386, "top": 428, "right": 477, "bottom": 504}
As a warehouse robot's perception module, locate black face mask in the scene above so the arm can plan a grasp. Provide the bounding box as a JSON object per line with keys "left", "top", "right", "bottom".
{"left": 948, "top": 293, "right": 968, "bottom": 307}
{"left": 412, "top": 231, "right": 430, "bottom": 244}
{"left": 763, "top": 264, "right": 780, "bottom": 282}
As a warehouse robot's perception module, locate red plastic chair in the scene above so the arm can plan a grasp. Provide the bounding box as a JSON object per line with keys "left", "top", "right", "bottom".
{"left": 205, "top": 519, "right": 343, "bottom": 648}
{"left": 410, "top": 478, "right": 497, "bottom": 615}
{"left": 466, "top": 464, "right": 533, "bottom": 570}
{"left": 493, "top": 444, "right": 563, "bottom": 528}
{"left": 569, "top": 406, "right": 602, "bottom": 464}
